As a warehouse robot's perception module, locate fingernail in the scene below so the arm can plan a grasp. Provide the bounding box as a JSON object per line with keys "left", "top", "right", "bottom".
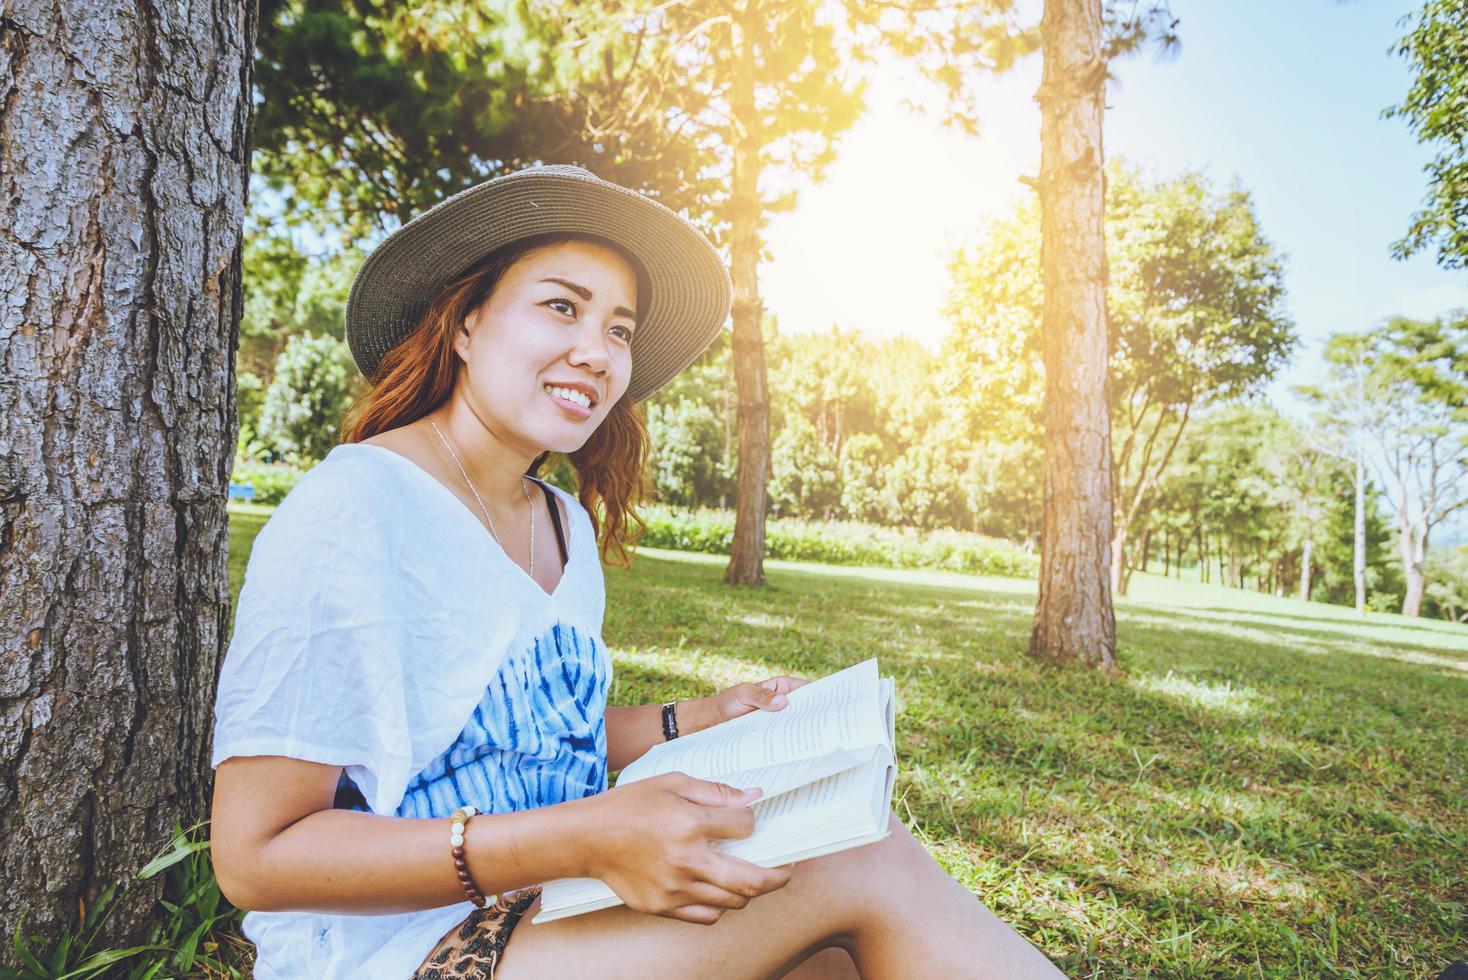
{"left": 771, "top": 695, "right": 786, "bottom": 707}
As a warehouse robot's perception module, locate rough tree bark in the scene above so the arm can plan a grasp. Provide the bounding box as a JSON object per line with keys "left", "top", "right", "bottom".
{"left": 723, "top": 7, "right": 771, "bottom": 587}
{"left": 0, "top": 0, "right": 254, "bottom": 956}
{"left": 1026, "top": 0, "right": 1117, "bottom": 668}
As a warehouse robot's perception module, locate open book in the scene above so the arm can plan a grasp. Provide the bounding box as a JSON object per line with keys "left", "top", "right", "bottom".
{"left": 531, "top": 658, "right": 897, "bottom": 924}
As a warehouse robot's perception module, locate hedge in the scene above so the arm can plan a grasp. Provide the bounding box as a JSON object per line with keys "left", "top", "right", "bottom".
{"left": 634, "top": 505, "right": 1037, "bottom": 579}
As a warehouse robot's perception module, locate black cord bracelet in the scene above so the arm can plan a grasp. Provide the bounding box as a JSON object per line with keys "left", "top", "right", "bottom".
{"left": 661, "top": 699, "right": 680, "bottom": 740}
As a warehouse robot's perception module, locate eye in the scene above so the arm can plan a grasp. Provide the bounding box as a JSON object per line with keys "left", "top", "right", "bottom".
{"left": 610, "top": 324, "right": 634, "bottom": 343}
{"left": 545, "top": 297, "right": 578, "bottom": 317}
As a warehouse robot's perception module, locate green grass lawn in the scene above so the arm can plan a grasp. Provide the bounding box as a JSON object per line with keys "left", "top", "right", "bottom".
{"left": 221, "top": 506, "right": 1465, "bottom": 978}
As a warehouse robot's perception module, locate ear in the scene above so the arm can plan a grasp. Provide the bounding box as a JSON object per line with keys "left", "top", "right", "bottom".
{"left": 453, "top": 312, "right": 474, "bottom": 363}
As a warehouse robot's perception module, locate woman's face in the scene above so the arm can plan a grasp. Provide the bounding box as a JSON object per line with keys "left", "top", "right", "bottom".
{"left": 454, "top": 239, "right": 638, "bottom": 455}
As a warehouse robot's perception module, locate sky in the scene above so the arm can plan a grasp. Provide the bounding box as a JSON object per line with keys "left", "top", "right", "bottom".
{"left": 758, "top": 0, "right": 1468, "bottom": 412}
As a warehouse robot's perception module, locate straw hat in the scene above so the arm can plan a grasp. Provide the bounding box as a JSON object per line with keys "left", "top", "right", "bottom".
{"left": 344, "top": 165, "right": 731, "bottom": 403}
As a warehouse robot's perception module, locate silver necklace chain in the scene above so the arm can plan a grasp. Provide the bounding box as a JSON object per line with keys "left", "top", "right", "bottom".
{"left": 429, "top": 417, "right": 534, "bottom": 577}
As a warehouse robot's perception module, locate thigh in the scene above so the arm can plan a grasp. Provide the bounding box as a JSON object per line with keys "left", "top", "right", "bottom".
{"left": 495, "top": 815, "right": 913, "bottom": 979}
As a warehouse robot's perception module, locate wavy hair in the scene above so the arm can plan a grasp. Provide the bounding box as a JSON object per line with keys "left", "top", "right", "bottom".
{"left": 339, "top": 233, "right": 652, "bottom": 567}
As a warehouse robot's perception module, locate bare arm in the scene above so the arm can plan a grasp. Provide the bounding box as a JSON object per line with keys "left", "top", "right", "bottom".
{"left": 210, "top": 755, "right": 593, "bottom": 915}
{"left": 604, "top": 675, "right": 810, "bottom": 774}
{"left": 604, "top": 697, "right": 720, "bottom": 773}
{"left": 211, "top": 751, "right": 792, "bottom": 925}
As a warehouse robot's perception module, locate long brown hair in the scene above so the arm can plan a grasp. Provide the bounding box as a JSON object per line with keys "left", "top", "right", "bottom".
{"left": 339, "top": 233, "right": 652, "bottom": 567}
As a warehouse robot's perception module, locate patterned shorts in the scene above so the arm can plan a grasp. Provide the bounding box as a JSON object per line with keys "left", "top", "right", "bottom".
{"left": 411, "top": 886, "right": 542, "bottom": 979}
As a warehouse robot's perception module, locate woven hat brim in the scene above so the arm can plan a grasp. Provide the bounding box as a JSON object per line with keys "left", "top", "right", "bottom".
{"left": 344, "top": 167, "right": 731, "bottom": 403}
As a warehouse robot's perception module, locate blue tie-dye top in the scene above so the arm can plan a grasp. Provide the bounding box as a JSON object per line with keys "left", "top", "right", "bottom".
{"left": 335, "top": 617, "right": 610, "bottom": 819}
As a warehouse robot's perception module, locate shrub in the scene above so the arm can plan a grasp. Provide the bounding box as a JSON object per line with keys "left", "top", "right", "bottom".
{"left": 634, "top": 506, "right": 1037, "bottom": 578}
{"left": 256, "top": 332, "right": 359, "bottom": 464}
{"left": 770, "top": 416, "right": 841, "bottom": 519}
{"left": 230, "top": 459, "right": 306, "bottom": 506}
{"left": 645, "top": 398, "right": 732, "bottom": 508}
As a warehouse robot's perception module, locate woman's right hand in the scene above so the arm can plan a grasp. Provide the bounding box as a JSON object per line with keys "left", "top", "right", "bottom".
{"left": 580, "top": 772, "right": 794, "bottom": 924}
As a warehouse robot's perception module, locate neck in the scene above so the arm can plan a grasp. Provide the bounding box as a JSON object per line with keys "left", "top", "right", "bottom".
{"left": 426, "top": 401, "right": 537, "bottom": 512}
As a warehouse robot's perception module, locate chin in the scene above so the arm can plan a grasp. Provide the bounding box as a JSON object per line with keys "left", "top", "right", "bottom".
{"left": 538, "top": 426, "right": 599, "bottom": 456}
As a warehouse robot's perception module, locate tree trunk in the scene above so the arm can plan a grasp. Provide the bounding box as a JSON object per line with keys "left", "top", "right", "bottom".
{"left": 723, "top": 10, "right": 770, "bottom": 587}
{"left": 1353, "top": 451, "right": 1366, "bottom": 616}
{"left": 1299, "top": 535, "right": 1313, "bottom": 602}
{"left": 1110, "top": 524, "right": 1128, "bottom": 596}
{"left": 1027, "top": 0, "right": 1116, "bottom": 669}
{"left": 1400, "top": 522, "right": 1427, "bottom": 617}
{"left": 0, "top": 0, "right": 254, "bottom": 958}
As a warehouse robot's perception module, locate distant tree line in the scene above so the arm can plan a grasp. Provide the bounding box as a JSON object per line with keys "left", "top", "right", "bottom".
{"left": 236, "top": 157, "right": 1466, "bottom": 620}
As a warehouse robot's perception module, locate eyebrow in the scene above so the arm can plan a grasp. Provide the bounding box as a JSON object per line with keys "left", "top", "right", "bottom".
{"left": 539, "top": 277, "right": 638, "bottom": 326}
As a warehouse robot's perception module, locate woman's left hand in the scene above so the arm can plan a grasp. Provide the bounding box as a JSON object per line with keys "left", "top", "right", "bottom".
{"left": 710, "top": 675, "right": 811, "bottom": 725}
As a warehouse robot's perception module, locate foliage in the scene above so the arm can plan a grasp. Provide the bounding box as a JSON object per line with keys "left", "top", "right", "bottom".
{"left": 230, "top": 459, "right": 308, "bottom": 506}
{"left": 256, "top": 332, "right": 363, "bottom": 465}
{"left": 644, "top": 397, "right": 732, "bottom": 509}
{"left": 882, "top": 434, "right": 971, "bottom": 531}
{"left": 943, "top": 158, "right": 1297, "bottom": 591}
{"left": 251, "top": 0, "right": 718, "bottom": 244}
{"left": 2, "top": 823, "right": 248, "bottom": 980}
{"left": 1384, "top": 0, "right": 1468, "bottom": 269}
{"left": 1316, "top": 315, "right": 1468, "bottom": 615}
{"left": 837, "top": 433, "right": 889, "bottom": 525}
{"left": 239, "top": 229, "right": 364, "bottom": 382}
{"left": 236, "top": 370, "right": 266, "bottom": 443}
{"left": 1424, "top": 545, "right": 1468, "bottom": 621}
{"left": 769, "top": 416, "right": 841, "bottom": 519}
{"left": 961, "top": 437, "right": 1044, "bottom": 546}
{"left": 633, "top": 505, "right": 1038, "bottom": 579}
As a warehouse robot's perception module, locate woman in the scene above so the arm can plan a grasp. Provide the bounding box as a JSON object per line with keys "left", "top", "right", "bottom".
{"left": 210, "top": 166, "right": 1062, "bottom": 979}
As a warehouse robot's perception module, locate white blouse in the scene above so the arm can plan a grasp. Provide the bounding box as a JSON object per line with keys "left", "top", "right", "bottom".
{"left": 211, "top": 442, "right": 608, "bottom": 978}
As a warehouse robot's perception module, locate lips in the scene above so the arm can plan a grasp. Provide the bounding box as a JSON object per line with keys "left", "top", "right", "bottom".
{"left": 544, "top": 380, "right": 599, "bottom": 405}
{"left": 544, "top": 386, "right": 593, "bottom": 419}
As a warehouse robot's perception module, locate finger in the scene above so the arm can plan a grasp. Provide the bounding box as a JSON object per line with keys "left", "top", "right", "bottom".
{"left": 664, "top": 904, "right": 725, "bottom": 925}
{"left": 703, "top": 853, "right": 794, "bottom": 898}
{"left": 759, "top": 675, "right": 810, "bottom": 697}
{"left": 673, "top": 774, "right": 763, "bottom": 809}
{"left": 674, "top": 878, "right": 757, "bottom": 911}
{"left": 701, "top": 800, "right": 759, "bottom": 841}
{"left": 750, "top": 680, "right": 789, "bottom": 709}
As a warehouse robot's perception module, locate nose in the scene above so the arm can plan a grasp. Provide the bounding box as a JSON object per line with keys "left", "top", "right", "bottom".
{"left": 568, "top": 319, "right": 615, "bottom": 377}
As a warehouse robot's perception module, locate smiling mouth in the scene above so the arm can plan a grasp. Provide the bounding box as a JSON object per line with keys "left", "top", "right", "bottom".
{"left": 544, "top": 384, "right": 594, "bottom": 416}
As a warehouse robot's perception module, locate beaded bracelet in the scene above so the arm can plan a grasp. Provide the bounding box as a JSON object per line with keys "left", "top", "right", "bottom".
{"left": 449, "top": 805, "right": 489, "bottom": 907}
{"left": 661, "top": 699, "right": 680, "bottom": 740}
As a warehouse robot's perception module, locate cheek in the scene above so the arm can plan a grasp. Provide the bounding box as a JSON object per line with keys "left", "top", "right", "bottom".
{"left": 610, "top": 347, "right": 634, "bottom": 392}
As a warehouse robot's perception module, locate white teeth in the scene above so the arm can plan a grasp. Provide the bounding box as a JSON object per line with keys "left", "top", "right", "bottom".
{"left": 545, "top": 384, "right": 592, "bottom": 409}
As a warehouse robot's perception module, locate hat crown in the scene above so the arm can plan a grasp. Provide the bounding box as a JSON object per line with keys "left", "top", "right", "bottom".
{"left": 519, "top": 164, "right": 597, "bottom": 182}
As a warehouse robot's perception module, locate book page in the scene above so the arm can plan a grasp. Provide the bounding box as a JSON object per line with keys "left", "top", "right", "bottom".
{"left": 716, "top": 744, "right": 883, "bottom": 802}
{"left": 618, "top": 659, "right": 885, "bottom": 785}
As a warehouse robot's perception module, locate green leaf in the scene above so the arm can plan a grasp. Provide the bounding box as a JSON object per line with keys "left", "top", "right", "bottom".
{"left": 47, "top": 929, "right": 74, "bottom": 973}
{"left": 137, "top": 838, "right": 210, "bottom": 880}
{"left": 54, "top": 945, "right": 166, "bottom": 980}
{"left": 10, "top": 914, "right": 47, "bottom": 977}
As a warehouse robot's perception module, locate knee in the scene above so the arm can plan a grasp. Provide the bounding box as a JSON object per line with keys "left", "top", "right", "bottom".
{"left": 786, "top": 810, "right": 932, "bottom": 918}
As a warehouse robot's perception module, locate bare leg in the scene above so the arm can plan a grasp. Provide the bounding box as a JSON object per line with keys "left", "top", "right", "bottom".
{"left": 496, "top": 811, "right": 1063, "bottom": 979}
{"left": 779, "top": 947, "right": 860, "bottom": 979}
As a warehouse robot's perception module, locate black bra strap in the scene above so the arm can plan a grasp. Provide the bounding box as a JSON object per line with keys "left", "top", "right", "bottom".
{"left": 534, "top": 479, "right": 569, "bottom": 569}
